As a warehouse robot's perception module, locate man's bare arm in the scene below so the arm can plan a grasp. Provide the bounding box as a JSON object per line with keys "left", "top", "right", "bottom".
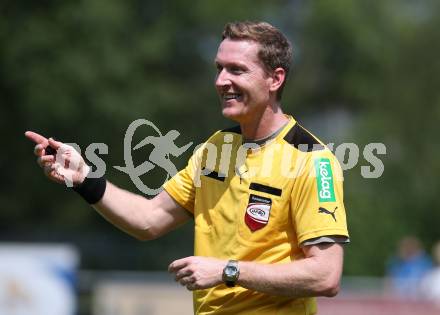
{"left": 94, "top": 185, "right": 192, "bottom": 240}
{"left": 25, "top": 131, "right": 192, "bottom": 240}
{"left": 169, "top": 243, "right": 343, "bottom": 298}
{"left": 237, "top": 243, "right": 343, "bottom": 297}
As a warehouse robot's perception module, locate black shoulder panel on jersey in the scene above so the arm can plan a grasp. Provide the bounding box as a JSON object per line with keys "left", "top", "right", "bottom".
{"left": 283, "top": 123, "right": 325, "bottom": 152}
{"left": 221, "top": 125, "right": 241, "bottom": 134}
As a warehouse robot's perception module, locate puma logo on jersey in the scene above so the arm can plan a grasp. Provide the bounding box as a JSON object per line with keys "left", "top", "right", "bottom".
{"left": 318, "top": 206, "right": 338, "bottom": 222}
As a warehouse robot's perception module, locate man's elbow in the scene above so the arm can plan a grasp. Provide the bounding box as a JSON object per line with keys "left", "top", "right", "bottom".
{"left": 131, "top": 227, "right": 160, "bottom": 241}
{"left": 319, "top": 277, "right": 341, "bottom": 297}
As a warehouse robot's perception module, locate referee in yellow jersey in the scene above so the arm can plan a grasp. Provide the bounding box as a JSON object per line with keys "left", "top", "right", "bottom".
{"left": 26, "top": 21, "right": 349, "bottom": 315}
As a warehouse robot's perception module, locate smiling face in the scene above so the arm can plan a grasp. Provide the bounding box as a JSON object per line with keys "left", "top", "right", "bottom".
{"left": 215, "top": 39, "right": 276, "bottom": 123}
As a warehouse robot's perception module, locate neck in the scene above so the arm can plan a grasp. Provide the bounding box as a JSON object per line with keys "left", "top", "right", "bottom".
{"left": 239, "top": 105, "right": 289, "bottom": 140}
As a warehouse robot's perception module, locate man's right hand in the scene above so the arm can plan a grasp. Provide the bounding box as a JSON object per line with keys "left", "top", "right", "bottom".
{"left": 25, "top": 131, "right": 90, "bottom": 187}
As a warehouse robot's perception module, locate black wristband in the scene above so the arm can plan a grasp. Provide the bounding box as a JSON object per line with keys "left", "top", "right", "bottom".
{"left": 73, "top": 175, "right": 107, "bottom": 204}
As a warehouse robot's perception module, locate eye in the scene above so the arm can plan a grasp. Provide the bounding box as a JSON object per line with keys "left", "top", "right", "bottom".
{"left": 229, "top": 66, "right": 244, "bottom": 74}
{"left": 216, "top": 64, "right": 223, "bottom": 73}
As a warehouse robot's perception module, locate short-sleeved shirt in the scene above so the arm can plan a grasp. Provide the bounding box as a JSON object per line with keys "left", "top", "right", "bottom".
{"left": 163, "top": 115, "right": 349, "bottom": 315}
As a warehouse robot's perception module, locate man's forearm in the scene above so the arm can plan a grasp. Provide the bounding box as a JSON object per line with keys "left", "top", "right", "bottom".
{"left": 237, "top": 244, "right": 343, "bottom": 298}
{"left": 92, "top": 182, "right": 157, "bottom": 240}
{"left": 90, "top": 182, "right": 191, "bottom": 240}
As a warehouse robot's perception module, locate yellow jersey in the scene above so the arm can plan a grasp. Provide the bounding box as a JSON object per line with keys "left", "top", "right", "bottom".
{"left": 163, "top": 116, "right": 349, "bottom": 315}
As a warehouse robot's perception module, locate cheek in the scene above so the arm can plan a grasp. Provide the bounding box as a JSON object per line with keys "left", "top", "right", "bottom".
{"left": 253, "top": 82, "right": 270, "bottom": 100}
{"left": 249, "top": 75, "right": 270, "bottom": 95}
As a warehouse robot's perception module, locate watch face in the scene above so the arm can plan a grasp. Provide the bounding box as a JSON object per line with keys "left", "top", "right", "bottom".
{"left": 225, "top": 266, "right": 237, "bottom": 278}
{"left": 223, "top": 260, "right": 239, "bottom": 287}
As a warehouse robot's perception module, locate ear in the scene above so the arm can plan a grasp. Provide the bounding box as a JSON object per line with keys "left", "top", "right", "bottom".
{"left": 268, "top": 67, "right": 286, "bottom": 94}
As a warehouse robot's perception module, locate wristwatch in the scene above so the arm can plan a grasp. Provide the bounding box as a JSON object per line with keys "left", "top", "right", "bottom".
{"left": 222, "top": 260, "right": 240, "bottom": 287}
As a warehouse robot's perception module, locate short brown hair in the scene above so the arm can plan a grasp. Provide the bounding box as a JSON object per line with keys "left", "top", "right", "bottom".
{"left": 222, "top": 21, "right": 292, "bottom": 100}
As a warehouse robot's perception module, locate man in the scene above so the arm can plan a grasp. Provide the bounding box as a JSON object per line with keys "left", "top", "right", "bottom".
{"left": 26, "top": 21, "right": 349, "bottom": 315}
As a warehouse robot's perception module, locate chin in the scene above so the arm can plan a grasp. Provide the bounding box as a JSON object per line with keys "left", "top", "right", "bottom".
{"left": 221, "top": 108, "right": 242, "bottom": 122}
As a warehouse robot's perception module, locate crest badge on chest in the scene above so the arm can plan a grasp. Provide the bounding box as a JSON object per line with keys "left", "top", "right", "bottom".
{"left": 245, "top": 194, "right": 272, "bottom": 231}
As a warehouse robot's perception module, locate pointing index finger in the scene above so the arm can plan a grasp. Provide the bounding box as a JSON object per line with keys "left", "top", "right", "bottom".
{"left": 25, "top": 131, "right": 49, "bottom": 145}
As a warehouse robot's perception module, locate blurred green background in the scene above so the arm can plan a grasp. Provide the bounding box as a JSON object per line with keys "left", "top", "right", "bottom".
{"left": 1, "top": 0, "right": 439, "bottom": 277}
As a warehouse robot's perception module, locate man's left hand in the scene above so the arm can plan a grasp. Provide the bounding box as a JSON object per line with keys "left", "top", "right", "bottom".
{"left": 168, "top": 256, "right": 225, "bottom": 291}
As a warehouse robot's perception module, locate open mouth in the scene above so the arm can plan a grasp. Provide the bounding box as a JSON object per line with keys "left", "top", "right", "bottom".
{"left": 222, "top": 93, "right": 242, "bottom": 101}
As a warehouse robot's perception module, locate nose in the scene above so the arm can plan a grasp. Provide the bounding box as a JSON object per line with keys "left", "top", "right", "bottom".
{"left": 215, "top": 69, "right": 231, "bottom": 89}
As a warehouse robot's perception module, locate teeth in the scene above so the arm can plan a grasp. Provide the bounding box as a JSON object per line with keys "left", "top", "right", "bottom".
{"left": 223, "top": 94, "right": 240, "bottom": 100}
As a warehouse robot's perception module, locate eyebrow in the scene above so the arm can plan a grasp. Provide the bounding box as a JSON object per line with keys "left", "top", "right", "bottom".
{"left": 214, "top": 60, "right": 248, "bottom": 69}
